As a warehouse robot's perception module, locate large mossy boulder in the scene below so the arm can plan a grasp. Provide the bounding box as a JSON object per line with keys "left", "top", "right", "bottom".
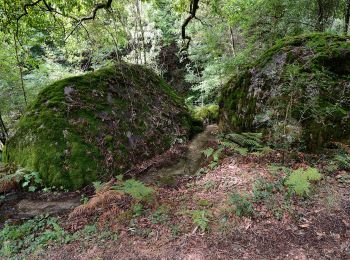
{"left": 4, "top": 63, "right": 198, "bottom": 189}
{"left": 220, "top": 33, "right": 350, "bottom": 150}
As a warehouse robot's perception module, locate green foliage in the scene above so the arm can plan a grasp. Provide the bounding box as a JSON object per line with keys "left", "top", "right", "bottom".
{"left": 22, "top": 171, "right": 43, "bottom": 192}
{"left": 229, "top": 192, "right": 254, "bottom": 217}
{"left": 252, "top": 179, "right": 275, "bottom": 203}
{"left": 285, "top": 167, "right": 322, "bottom": 196}
{"left": 191, "top": 210, "right": 210, "bottom": 232}
{"left": 219, "top": 131, "right": 267, "bottom": 156}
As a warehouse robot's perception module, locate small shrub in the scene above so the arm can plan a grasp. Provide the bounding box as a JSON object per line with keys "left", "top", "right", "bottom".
{"left": 202, "top": 147, "right": 223, "bottom": 169}
{"left": 285, "top": 167, "right": 322, "bottom": 197}
{"left": 229, "top": 192, "right": 254, "bottom": 217}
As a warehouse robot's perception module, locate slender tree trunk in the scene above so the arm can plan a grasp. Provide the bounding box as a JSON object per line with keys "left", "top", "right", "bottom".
{"left": 229, "top": 27, "right": 236, "bottom": 56}
{"left": 0, "top": 109, "right": 8, "bottom": 145}
{"left": 345, "top": 0, "right": 350, "bottom": 35}
{"left": 316, "top": 0, "right": 325, "bottom": 32}
{"left": 135, "top": 0, "right": 146, "bottom": 64}
{"left": 13, "top": 34, "right": 28, "bottom": 106}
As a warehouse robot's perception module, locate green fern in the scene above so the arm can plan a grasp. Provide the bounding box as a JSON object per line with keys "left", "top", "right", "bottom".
{"left": 226, "top": 132, "right": 263, "bottom": 150}
{"left": 285, "top": 167, "right": 322, "bottom": 197}
{"left": 202, "top": 147, "right": 214, "bottom": 158}
{"left": 113, "top": 179, "right": 155, "bottom": 202}
{"left": 229, "top": 192, "right": 254, "bottom": 217}
{"left": 191, "top": 210, "right": 210, "bottom": 232}
{"left": 334, "top": 153, "right": 350, "bottom": 170}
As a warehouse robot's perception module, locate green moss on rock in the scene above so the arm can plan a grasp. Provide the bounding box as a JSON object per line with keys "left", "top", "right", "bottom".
{"left": 4, "top": 63, "right": 196, "bottom": 190}
{"left": 219, "top": 33, "right": 350, "bottom": 150}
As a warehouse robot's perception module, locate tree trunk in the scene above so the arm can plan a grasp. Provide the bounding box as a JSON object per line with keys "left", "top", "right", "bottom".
{"left": 316, "top": 0, "right": 325, "bottom": 32}
{"left": 0, "top": 109, "right": 8, "bottom": 145}
{"left": 345, "top": 0, "right": 350, "bottom": 35}
{"left": 229, "top": 27, "right": 236, "bottom": 56}
{"left": 13, "top": 34, "right": 28, "bottom": 106}
{"left": 135, "top": 0, "right": 146, "bottom": 64}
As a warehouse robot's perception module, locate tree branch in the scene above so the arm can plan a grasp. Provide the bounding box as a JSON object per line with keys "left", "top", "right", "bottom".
{"left": 65, "top": 0, "right": 113, "bottom": 41}
{"left": 181, "top": 0, "right": 200, "bottom": 52}
{"left": 16, "top": 0, "right": 43, "bottom": 37}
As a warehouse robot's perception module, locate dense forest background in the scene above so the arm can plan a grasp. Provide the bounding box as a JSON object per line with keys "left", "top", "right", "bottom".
{"left": 1, "top": 0, "right": 350, "bottom": 142}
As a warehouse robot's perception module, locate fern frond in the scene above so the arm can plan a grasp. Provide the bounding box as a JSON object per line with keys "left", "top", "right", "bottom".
{"left": 226, "top": 132, "right": 262, "bottom": 149}
{"left": 334, "top": 154, "right": 350, "bottom": 170}
{"left": 285, "top": 167, "right": 322, "bottom": 196}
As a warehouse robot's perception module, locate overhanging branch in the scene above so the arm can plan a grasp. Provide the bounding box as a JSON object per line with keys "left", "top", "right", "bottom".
{"left": 181, "top": 0, "right": 200, "bottom": 52}
{"left": 15, "top": 0, "right": 113, "bottom": 40}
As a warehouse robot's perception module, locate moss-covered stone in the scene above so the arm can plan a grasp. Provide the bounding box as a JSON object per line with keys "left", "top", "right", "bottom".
{"left": 4, "top": 63, "right": 197, "bottom": 190}
{"left": 219, "top": 33, "right": 350, "bottom": 150}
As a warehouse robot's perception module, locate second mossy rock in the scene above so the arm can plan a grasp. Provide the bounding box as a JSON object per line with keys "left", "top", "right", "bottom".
{"left": 219, "top": 33, "right": 350, "bottom": 150}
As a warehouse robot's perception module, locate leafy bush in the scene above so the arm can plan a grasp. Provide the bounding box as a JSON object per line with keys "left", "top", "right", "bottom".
{"left": 192, "top": 104, "right": 219, "bottom": 123}
{"left": 285, "top": 167, "right": 322, "bottom": 197}
{"left": 229, "top": 192, "right": 254, "bottom": 217}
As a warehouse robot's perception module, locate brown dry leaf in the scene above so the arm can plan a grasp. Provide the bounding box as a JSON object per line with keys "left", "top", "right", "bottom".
{"left": 299, "top": 223, "right": 310, "bottom": 229}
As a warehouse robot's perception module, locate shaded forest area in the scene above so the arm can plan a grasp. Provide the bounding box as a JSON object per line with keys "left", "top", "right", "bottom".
{"left": 0, "top": 0, "right": 350, "bottom": 259}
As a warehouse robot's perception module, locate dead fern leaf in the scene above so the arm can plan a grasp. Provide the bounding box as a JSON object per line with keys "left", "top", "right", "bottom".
{"left": 69, "top": 190, "right": 124, "bottom": 219}
{"left": 96, "top": 178, "right": 116, "bottom": 194}
{"left": 0, "top": 170, "right": 25, "bottom": 193}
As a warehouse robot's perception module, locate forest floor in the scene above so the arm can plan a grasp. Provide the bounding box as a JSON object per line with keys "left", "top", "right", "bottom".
{"left": 1, "top": 125, "right": 350, "bottom": 259}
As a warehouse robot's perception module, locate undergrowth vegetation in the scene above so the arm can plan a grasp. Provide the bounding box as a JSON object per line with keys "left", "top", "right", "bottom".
{"left": 0, "top": 215, "right": 69, "bottom": 257}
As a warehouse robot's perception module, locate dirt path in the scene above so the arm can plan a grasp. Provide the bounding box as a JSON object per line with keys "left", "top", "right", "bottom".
{"left": 139, "top": 124, "right": 218, "bottom": 185}
{"left": 0, "top": 191, "right": 81, "bottom": 226}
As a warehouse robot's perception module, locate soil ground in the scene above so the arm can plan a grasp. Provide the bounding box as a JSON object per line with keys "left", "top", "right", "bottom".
{"left": 1, "top": 125, "right": 350, "bottom": 259}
